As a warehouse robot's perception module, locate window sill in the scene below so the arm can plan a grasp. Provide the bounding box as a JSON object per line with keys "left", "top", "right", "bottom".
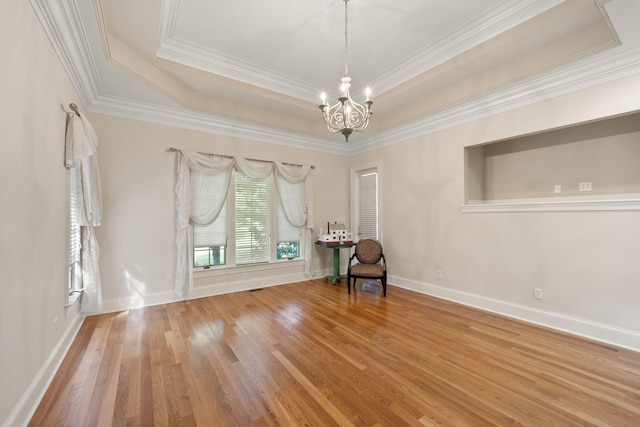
{"left": 461, "top": 197, "right": 640, "bottom": 213}
{"left": 66, "top": 290, "right": 83, "bottom": 308}
{"left": 194, "top": 259, "right": 305, "bottom": 278}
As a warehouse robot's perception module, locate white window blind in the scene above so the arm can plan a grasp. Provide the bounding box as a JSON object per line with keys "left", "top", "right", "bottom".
{"left": 193, "top": 200, "right": 227, "bottom": 247}
{"left": 358, "top": 169, "right": 378, "bottom": 240}
{"left": 68, "top": 168, "right": 82, "bottom": 293}
{"left": 236, "top": 173, "right": 270, "bottom": 264}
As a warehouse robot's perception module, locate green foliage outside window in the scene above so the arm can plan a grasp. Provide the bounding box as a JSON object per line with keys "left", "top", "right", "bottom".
{"left": 277, "top": 242, "right": 299, "bottom": 260}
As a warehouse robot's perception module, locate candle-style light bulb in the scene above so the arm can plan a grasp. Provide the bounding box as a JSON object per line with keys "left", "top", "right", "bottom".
{"left": 321, "top": 92, "right": 327, "bottom": 105}
{"left": 365, "top": 87, "right": 372, "bottom": 101}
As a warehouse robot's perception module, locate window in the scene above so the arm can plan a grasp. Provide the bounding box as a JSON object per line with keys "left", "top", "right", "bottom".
{"left": 235, "top": 172, "right": 270, "bottom": 264}
{"left": 277, "top": 201, "right": 300, "bottom": 260}
{"left": 68, "top": 168, "right": 83, "bottom": 297}
{"left": 193, "top": 200, "right": 227, "bottom": 267}
{"left": 357, "top": 168, "right": 379, "bottom": 240}
{"left": 193, "top": 171, "right": 303, "bottom": 268}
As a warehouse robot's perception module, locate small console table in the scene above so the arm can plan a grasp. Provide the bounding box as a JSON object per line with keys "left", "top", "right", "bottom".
{"left": 315, "top": 241, "right": 355, "bottom": 284}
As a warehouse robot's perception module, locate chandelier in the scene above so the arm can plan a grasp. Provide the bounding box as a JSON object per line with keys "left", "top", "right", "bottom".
{"left": 319, "top": 0, "right": 373, "bottom": 142}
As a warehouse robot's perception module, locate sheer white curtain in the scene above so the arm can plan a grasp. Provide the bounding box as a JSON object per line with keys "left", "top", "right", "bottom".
{"left": 174, "top": 150, "right": 314, "bottom": 298}
{"left": 274, "top": 162, "right": 314, "bottom": 277}
{"left": 65, "top": 112, "right": 103, "bottom": 313}
{"left": 175, "top": 151, "right": 234, "bottom": 298}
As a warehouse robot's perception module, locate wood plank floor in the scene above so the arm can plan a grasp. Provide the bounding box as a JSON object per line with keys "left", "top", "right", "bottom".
{"left": 30, "top": 280, "right": 640, "bottom": 426}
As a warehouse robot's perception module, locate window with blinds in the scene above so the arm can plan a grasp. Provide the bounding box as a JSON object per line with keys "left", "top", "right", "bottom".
{"left": 358, "top": 169, "right": 378, "bottom": 240}
{"left": 193, "top": 200, "right": 227, "bottom": 267}
{"left": 192, "top": 169, "right": 304, "bottom": 268}
{"left": 68, "top": 168, "right": 83, "bottom": 294}
{"left": 235, "top": 172, "right": 270, "bottom": 264}
{"left": 277, "top": 202, "right": 300, "bottom": 259}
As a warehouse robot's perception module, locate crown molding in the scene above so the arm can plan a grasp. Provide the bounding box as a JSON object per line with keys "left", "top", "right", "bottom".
{"left": 94, "top": 40, "right": 640, "bottom": 158}
{"left": 29, "top": 0, "right": 102, "bottom": 107}
{"left": 347, "top": 42, "right": 640, "bottom": 155}
{"left": 31, "top": 0, "right": 640, "bottom": 158}
{"left": 89, "top": 96, "right": 350, "bottom": 156}
{"left": 157, "top": 0, "right": 323, "bottom": 102}
{"left": 157, "top": 0, "right": 563, "bottom": 103}
{"left": 156, "top": 38, "right": 325, "bottom": 103}
{"left": 372, "top": 0, "right": 563, "bottom": 95}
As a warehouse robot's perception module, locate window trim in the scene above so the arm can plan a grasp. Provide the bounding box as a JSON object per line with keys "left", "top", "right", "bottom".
{"left": 351, "top": 162, "right": 382, "bottom": 243}
{"left": 192, "top": 170, "right": 305, "bottom": 271}
{"left": 194, "top": 258, "right": 306, "bottom": 279}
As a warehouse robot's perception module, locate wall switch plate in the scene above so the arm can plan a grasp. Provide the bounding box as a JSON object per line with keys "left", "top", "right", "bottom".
{"left": 534, "top": 288, "right": 543, "bottom": 300}
{"left": 436, "top": 270, "right": 443, "bottom": 279}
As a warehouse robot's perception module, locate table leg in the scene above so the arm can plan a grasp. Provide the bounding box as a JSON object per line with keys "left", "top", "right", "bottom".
{"left": 332, "top": 247, "right": 341, "bottom": 284}
{"left": 318, "top": 243, "right": 354, "bottom": 285}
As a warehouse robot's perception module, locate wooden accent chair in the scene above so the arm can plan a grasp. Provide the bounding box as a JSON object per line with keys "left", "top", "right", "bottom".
{"left": 347, "top": 239, "right": 387, "bottom": 296}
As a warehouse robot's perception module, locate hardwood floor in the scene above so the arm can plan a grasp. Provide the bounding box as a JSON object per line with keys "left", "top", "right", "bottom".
{"left": 30, "top": 280, "right": 640, "bottom": 426}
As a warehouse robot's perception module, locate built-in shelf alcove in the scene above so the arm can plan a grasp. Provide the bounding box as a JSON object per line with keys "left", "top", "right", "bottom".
{"left": 463, "top": 111, "right": 640, "bottom": 212}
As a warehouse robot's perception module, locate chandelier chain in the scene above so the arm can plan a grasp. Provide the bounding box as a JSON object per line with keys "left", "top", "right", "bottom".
{"left": 344, "top": 0, "right": 349, "bottom": 76}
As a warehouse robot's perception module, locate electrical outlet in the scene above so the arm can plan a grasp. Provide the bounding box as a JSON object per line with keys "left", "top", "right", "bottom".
{"left": 436, "top": 270, "right": 443, "bottom": 280}
{"left": 164, "top": 274, "right": 172, "bottom": 283}
{"left": 554, "top": 184, "right": 561, "bottom": 193}
{"left": 243, "top": 273, "right": 248, "bottom": 280}
{"left": 579, "top": 182, "right": 592, "bottom": 191}
{"left": 534, "top": 288, "right": 543, "bottom": 300}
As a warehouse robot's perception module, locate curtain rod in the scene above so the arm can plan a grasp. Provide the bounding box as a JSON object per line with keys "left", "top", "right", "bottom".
{"left": 167, "top": 147, "right": 315, "bottom": 169}
{"left": 68, "top": 103, "right": 80, "bottom": 117}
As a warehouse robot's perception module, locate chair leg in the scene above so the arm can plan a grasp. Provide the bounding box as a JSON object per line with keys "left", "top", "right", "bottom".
{"left": 347, "top": 275, "right": 351, "bottom": 294}
{"left": 382, "top": 278, "right": 387, "bottom": 296}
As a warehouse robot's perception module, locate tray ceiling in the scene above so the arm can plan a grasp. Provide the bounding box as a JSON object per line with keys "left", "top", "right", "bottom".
{"left": 30, "top": 0, "right": 640, "bottom": 154}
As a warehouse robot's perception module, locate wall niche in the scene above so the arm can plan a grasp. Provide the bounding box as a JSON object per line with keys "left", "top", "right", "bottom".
{"left": 464, "top": 111, "right": 640, "bottom": 212}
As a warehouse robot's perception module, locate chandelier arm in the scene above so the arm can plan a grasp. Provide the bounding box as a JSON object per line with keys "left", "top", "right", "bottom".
{"left": 322, "top": 102, "right": 347, "bottom": 133}
{"left": 327, "top": 112, "right": 343, "bottom": 130}
{"left": 344, "top": 95, "right": 371, "bottom": 125}
{"left": 337, "top": 92, "right": 370, "bottom": 129}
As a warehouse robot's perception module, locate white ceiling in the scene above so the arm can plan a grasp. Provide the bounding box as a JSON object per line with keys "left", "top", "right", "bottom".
{"left": 31, "top": 0, "right": 640, "bottom": 155}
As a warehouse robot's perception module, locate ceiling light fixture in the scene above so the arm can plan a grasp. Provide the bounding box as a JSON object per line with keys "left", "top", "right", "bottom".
{"left": 319, "top": 0, "right": 373, "bottom": 142}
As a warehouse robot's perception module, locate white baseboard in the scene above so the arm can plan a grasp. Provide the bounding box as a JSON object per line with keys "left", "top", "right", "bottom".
{"left": 3, "top": 311, "right": 85, "bottom": 427}
{"left": 101, "top": 271, "right": 312, "bottom": 314}
{"left": 189, "top": 271, "right": 310, "bottom": 299}
{"left": 390, "top": 275, "right": 640, "bottom": 352}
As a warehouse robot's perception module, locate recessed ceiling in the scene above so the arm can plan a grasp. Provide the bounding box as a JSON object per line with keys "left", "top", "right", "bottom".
{"left": 31, "top": 0, "right": 640, "bottom": 154}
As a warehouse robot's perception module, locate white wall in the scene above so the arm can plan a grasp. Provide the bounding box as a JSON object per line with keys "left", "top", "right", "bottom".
{"left": 351, "top": 73, "right": 640, "bottom": 349}
{"left": 0, "top": 2, "right": 84, "bottom": 425}
{"left": 88, "top": 114, "right": 350, "bottom": 311}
